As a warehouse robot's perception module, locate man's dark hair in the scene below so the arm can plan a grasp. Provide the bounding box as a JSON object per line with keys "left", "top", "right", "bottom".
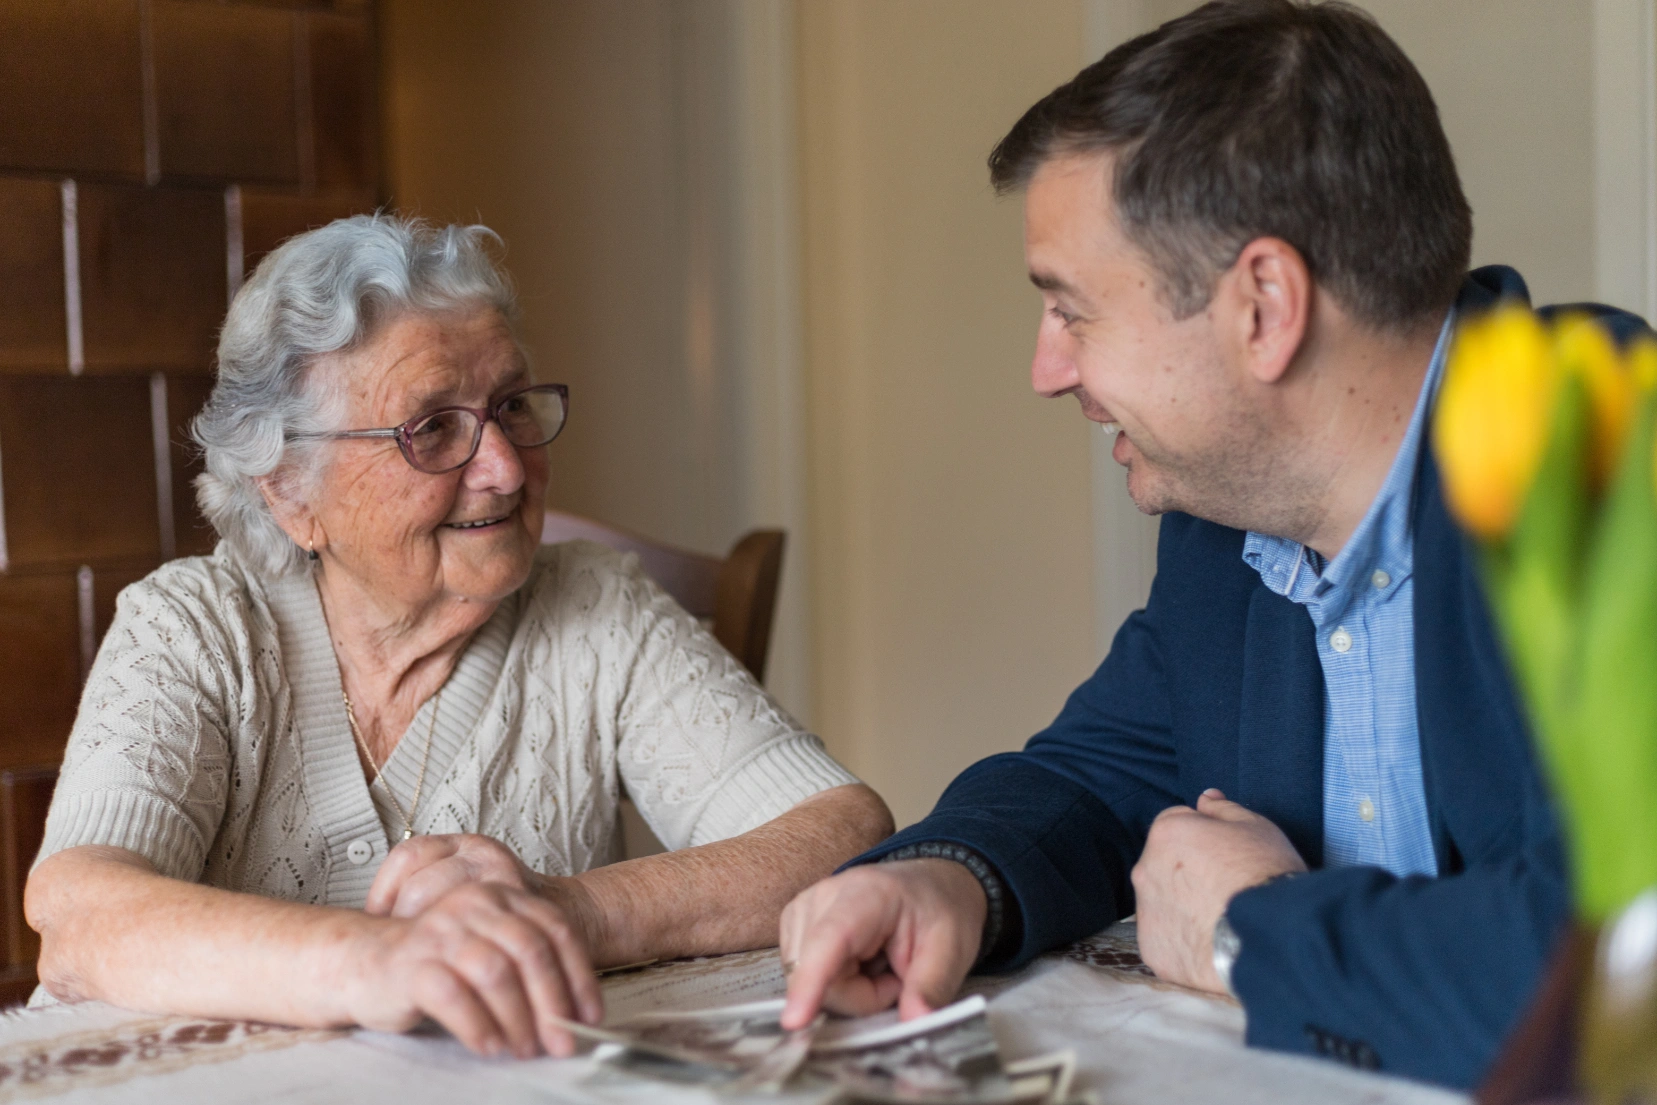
{"left": 989, "top": 0, "right": 1471, "bottom": 334}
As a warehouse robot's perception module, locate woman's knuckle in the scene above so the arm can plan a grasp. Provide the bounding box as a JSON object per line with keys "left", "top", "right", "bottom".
{"left": 449, "top": 881, "right": 496, "bottom": 909}
{"left": 501, "top": 918, "right": 556, "bottom": 963}
{"left": 465, "top": 947, "right": 514, "bottom": 987}
{"left": 413, "top": 962, "right": 464, "bottom": 1004}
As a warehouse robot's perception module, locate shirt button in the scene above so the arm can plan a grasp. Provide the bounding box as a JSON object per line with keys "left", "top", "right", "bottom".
{"left": 347, "top": 839, "right": 374, "bottom": 865}
{"left": 1330, "top": 627, "right": 1353, "bottom": 653}
{"left": 1371, "top": 570, "right": 1391, "bottom": 589}
{"left": 1358, "top": 798, "right": 1376, "bottom": 822}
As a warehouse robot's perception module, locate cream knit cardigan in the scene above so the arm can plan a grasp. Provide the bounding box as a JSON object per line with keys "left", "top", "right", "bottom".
{"left": 37, "top": 540, "right": 859, "bottom": 908}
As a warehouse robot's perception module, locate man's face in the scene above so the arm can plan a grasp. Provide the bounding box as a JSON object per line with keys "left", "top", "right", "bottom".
{"left": 1024, "top": 153, "right": 1279, "bottom": 523}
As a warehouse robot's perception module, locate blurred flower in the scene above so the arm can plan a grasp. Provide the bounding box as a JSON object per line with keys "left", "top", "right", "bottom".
{"left": 1434, "top": 305, "right": 1560, "bottom": 540}
{"left": 1631, "top": 338, "right": 1657, "bottom": 392}
{"left": 1556, "top": 316, "right": 1638, "bottom": 488}
{"left": 1447, "top": 305, "right": 1657, "bottom": 1104}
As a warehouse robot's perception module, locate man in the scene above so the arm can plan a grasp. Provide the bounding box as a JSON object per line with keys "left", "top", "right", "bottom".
{"left": 777, "top": 0, "right": 1648, "bottom": 1090}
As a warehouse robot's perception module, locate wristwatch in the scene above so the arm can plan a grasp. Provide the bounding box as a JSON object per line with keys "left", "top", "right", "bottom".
{"left": 1212, "top": 871, "right": 1303, "bottom": 998}
{"left": 1211, "top": 914, "right": 1242, "bottom": 998}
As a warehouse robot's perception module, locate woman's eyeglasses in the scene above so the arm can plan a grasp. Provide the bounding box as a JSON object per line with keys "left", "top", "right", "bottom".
{"left": 287, "top": 383, "right": 569, "bottom": 474}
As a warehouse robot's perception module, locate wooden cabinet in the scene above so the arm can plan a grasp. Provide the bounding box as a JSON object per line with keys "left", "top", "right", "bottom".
{"left": 308, "top": 12, "right": 378, "bottom": 191}
{"left": 0, "top": 1, "right": 146, "bottom": 180}
{"left": 76, "top": 183, "right": 228, "bottom": 374}
{"left": 0, "top": 769, "right": 58, "bottom": 1007}
{"left": 0, "top": 376, "right": 163, "bottom": 570}
{"left": 0, "top": 178, "right": 68, "bottom": 373}
{"left": 0, "top": 0, "right": 380, "bottom": 1003}
{"left": 152, "top": 1, "right": 301, "bottom": 185}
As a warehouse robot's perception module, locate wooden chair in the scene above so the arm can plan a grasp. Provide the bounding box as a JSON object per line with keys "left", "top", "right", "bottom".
{"left": 540, "top": 511, "right": 787, "bottom": 685}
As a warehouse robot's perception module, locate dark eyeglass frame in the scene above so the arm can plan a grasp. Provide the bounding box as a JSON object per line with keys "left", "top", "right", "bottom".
{"left": 287, "top": 383, "right": 570, "bottom": 474}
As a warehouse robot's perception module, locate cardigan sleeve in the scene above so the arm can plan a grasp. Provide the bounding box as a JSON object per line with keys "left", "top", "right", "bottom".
{"left": 35, "top": 568, "right": 240, "bottom": 884}
{"left": 591, "top": 546, "right": 859, "bottom": 851}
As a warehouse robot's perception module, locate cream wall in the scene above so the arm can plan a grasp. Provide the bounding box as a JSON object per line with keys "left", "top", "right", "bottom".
{"left": 1369, "top": 1, "right": 1596, "bottom": 306}
{"left": 796, "top": 1, "right": 1096, "bottom": 826}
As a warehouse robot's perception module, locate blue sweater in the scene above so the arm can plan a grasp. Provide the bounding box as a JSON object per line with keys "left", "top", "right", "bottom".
{"left": 858, "top": 267, "right": 1650, "bottom": 1089}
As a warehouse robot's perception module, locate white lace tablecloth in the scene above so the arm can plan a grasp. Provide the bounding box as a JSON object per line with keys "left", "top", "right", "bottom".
{"left": 0, "top": 923, "right": 1468, "bottom": 1104}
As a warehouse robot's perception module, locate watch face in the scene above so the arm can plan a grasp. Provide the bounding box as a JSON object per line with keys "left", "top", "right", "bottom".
{"left": 1213, "top": 917, "right": 1242, "bottom": 959}
{"left": 1212, "top": 916, "right": 1242, "bottom": 998}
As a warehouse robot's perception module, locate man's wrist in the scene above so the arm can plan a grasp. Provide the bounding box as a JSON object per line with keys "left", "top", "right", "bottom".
{"left": 1211, "top": 870, "right": 1304, "bottom": 998}
{"left": 879, "top": 842, "right": 1006, "bottom": 965}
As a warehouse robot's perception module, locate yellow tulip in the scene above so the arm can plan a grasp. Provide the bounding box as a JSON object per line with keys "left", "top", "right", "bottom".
{"left": 1434, "top": 306, "right": 1560, "bottom": 540}
{"left": 1555, "top": 315, "right": 1637, "bottom": 488}
{"left": 1620, "top": 339, "right": 1657, "bottom": 509}
{"left": 1631, "top": 337, "right": 1657, "bottom": 393}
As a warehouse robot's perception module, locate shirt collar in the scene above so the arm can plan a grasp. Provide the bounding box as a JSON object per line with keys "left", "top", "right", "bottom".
{"left": 1242, "top": 308, "right": 1456, "bottom": 612}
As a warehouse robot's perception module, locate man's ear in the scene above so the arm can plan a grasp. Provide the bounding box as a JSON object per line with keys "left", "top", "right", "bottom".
{"left": 257, "top": 473, "right": 321, "bottom": 554}
{"left": 1215, "top": 237, "right": 1311, "bottom": 386}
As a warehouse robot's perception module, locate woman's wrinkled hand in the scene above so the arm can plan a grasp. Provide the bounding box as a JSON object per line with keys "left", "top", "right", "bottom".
{"left": 367, "top": 834, "right": 540, "bottom": 919}
{"left": 346, "top": 880, "right": 604, "bottom": 1059}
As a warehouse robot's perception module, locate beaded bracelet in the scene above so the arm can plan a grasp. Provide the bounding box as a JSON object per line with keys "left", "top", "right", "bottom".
{"left": 879, "top": 841, "right": 1007, "bottom": 966}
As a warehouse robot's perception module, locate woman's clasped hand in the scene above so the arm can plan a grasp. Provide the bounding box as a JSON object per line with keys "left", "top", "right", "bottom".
{"left": 350, "top": 836, "right": 602, "bottom": 1058}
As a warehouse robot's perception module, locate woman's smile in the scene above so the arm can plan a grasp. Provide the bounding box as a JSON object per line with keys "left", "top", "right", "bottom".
{"left": 444, "top": 513, "right": 512, "bottom": 531}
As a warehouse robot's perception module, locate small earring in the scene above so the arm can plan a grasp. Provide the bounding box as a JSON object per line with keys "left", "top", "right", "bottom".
{"left": 308, "top": 540, "right": 319, "bottom": 562}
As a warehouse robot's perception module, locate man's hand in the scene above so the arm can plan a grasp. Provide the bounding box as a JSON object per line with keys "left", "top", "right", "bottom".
{"left": 1131, "top": 789, "right": 1307, "bottom": 993}
{"left": 779, "top": 859, "right": 987, "bottom": 1030}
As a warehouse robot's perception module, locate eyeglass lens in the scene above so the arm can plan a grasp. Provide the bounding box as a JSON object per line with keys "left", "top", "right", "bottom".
{"left": 405, "top": 387, "right": 567, "bottom": 473}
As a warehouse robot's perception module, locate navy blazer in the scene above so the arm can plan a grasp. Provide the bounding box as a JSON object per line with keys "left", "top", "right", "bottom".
{"left": 858, "top": 268, "right": 1651, "bottom": 1089}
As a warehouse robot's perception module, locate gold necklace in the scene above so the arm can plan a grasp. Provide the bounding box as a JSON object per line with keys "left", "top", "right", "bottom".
{"left": 343, "top": 688, "right": 440, "bottom": 841}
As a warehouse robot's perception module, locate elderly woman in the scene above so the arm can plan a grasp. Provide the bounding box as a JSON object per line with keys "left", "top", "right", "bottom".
{"left": 24, "top": 216, "right": 892, "bottom": 1058}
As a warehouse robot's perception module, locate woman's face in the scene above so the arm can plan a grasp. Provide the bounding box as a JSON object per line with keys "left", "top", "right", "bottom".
{"left": 297, "top": 306, "right": 549, "bottom": 618}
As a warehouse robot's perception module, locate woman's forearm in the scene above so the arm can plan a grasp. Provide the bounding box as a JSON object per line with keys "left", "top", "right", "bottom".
{"left": 26, "top": 784, "right": 895, "bottom": 1026}
{"left": 26, "top": 845, "right": 377, "bottom": 1026}
{"left": 566, "top": 783, "right": 894, "bottom": 966}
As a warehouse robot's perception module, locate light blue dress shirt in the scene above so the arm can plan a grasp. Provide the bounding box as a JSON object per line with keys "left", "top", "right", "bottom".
{"left": 1240, "top": 312, "right": 1455, "bottom": 879}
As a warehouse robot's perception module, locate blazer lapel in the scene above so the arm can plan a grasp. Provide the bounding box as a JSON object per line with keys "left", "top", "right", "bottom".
{"left": 1236, "top": 586, "right": 1326, "bottom": 868}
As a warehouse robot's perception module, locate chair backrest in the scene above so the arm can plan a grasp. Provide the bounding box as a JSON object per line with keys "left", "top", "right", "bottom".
{"left": 540, "top": 511, "right": 786, "bottom": 684}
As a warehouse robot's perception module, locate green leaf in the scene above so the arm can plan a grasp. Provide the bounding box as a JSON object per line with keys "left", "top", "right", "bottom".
{"left": 1567, "top": 393, "right": 1657, "bottom": 919}
{"left": 1488, "top": 375, "right": 1592, "bottom": 743}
